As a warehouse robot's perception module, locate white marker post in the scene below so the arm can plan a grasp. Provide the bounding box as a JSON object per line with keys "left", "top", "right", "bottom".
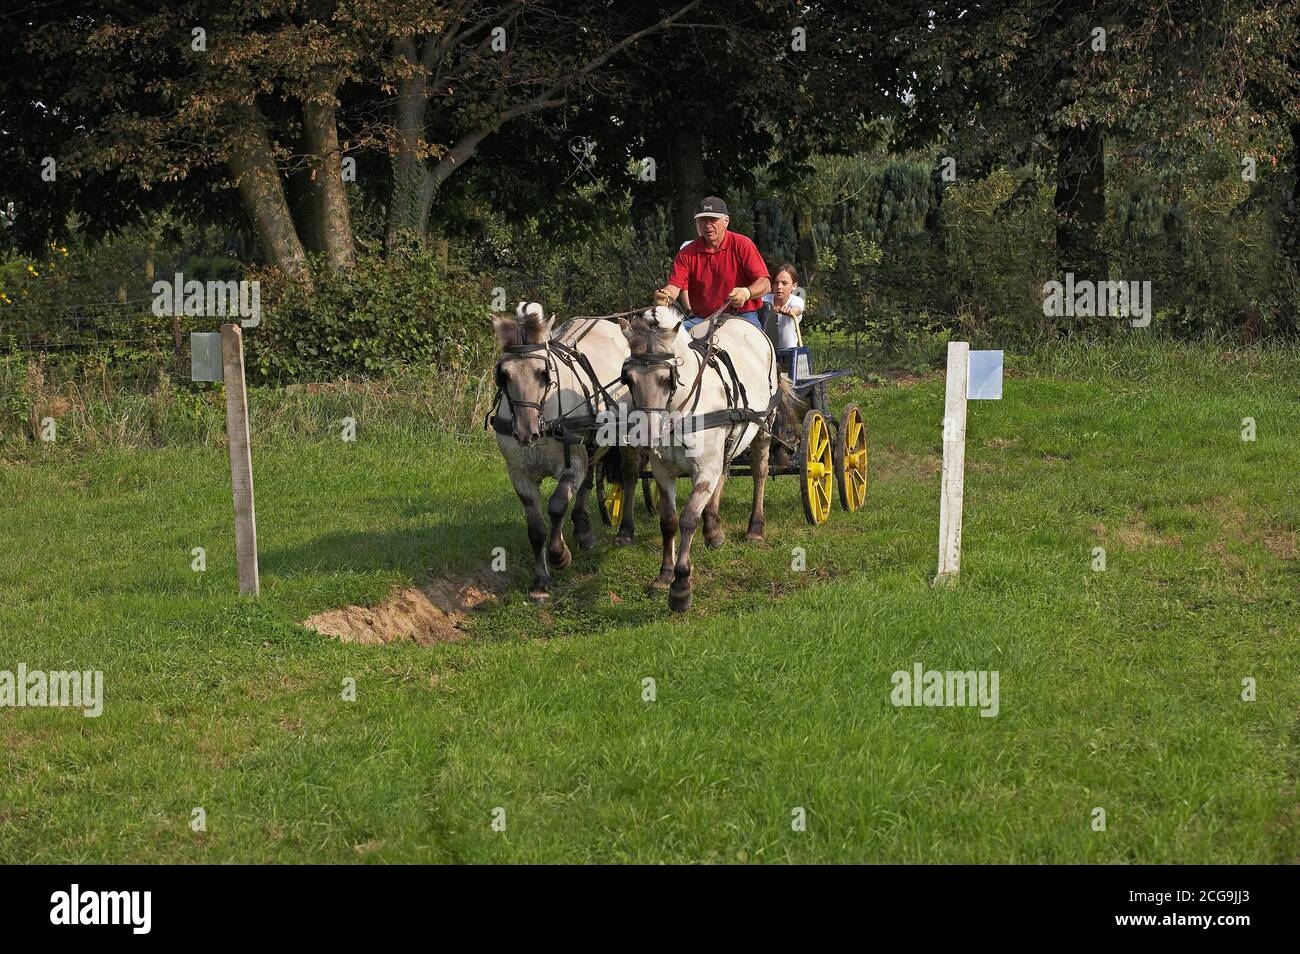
{"left": 220, "top": 324, "right": 259, "bottom": 597}
{"left": 935, "top": 343, "right": 1002, "bottom": 584}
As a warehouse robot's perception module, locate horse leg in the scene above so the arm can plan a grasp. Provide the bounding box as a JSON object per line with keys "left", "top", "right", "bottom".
{"left": 652, "top": 470, "right": 678, "bottom": 588}
{"left": 703, "top": 473, "right": 726, "bottom": 549}
{"left": 614, "top": 446, "right": 639, "bottom": 546}
{"left": 669, "top": 473, "right": 717, "bottom": 613}
{"left": 546, "top": 461, "right": 581, "bottom": 572}
{"left": 747, "top": 429, "right": 771, "bottom": 542}
{"left": 571, "top": 448, "right": 598, "bottom": 551}
{"left": 510, "top": 472, "right": 553, "bottom": 602}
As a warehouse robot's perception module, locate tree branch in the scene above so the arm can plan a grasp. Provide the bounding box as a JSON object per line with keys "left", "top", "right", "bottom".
{"left": 427, "top": 0, "right": 703, "bottom": 186}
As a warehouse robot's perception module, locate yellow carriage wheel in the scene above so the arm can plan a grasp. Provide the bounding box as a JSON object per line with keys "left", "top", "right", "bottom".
{"left": 603, "top": 480, "right": 624, "bottom": 526}
{"left": 834, "top": 403, "right": 868, "bottom": 512}
{"left": 800, "top": 410, "right": 834, "bottom": 526}
{"left": 595, "top": 463, "right": 623, "bottom": 527}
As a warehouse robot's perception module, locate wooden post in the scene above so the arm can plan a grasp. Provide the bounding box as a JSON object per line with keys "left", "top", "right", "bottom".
{"left": 221, "top": 323, "right": 259, "bottom": 597}
{"left": 936, "top": 341, "right": 969, "bottom": 583}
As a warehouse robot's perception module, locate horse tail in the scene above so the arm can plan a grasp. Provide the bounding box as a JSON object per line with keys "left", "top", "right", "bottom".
{"left": 775, "top": 375, "right": 807, "bottom": 419}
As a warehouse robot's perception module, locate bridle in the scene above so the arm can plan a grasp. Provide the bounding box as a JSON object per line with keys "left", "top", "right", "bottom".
{"left": 621, "top": 302, "right": 727, "bottom": 415}
{"left": 619, "top": 304, "right": 773, "bottom": 464}
{"left": 494, "top": 341, "right": 555, "bottom": 421}
{"left": 488, "top": 319, "right": 622, "bottom": 454}
{"left": 620, "top": 349, "right": 686, "bottom": 412}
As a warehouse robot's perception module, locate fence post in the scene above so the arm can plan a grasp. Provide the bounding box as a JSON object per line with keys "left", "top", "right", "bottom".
{"left": 220, "top": 322, "right": 259, "bottom": 597}
{"left": 936, "top": 340, "right": 969, "bottom": 583}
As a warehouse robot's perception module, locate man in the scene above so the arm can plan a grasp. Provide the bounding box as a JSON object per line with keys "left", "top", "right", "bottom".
{"left": 655, "top": 196, "right": 771, "bottom": 332}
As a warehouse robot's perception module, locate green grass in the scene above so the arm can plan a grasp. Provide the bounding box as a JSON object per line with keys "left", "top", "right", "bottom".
{"left": 2, "top": 337, "right": 1297, "bottom": 863}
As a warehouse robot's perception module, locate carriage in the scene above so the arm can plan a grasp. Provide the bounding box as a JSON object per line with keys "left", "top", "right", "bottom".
{"left": 596, "top": 303, "right": 868, "bottom": 527}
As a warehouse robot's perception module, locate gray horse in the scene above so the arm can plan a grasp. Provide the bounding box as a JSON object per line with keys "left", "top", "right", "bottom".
{"left": 491, "top": 303, "right": 638, "bottom": 601}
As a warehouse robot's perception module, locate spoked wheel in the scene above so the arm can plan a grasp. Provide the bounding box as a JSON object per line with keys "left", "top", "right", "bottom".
{"left": 800, "top": 410, "right": 834, "bottom": 526}
{"left": 834, "top": 403, "right": 868, "bottom": 512}
{"left": 595, "top": 457, "right": 624, "bottom": 527}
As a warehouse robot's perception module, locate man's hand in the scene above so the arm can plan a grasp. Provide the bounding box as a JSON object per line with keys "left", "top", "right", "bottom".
{"left": 654, "top": 286, "right": 676, "bottom": 306}
{"left": 727, "top": 286, "right": 751, "bottom": 309}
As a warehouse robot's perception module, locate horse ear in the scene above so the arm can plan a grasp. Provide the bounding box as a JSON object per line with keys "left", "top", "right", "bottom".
{"left": 617, "top": 317, "right": 631, "bottom": 333}
{"left": 542, "top": 313, "right": 556, "bottom": 337}
{"left": 491, "top": 314, "right": 515, "bottom": 346}
{"left": 671, "top": 320, "right": 683, "bottom": 334}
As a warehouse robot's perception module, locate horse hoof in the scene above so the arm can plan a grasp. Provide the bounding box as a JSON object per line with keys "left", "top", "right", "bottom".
{"left": 577, "top": 531, "right": 598, "bottom": 551}
{"left": 704, "top": 533, "right": 725, "bottom": 550}
{"left": 614, "top": 533, "right": 634, "bottom": 547}
{"left": 745, "top": 531, "right": 764, "bottom": 543}
{"left": 528, "top": 589, "right": 550, "bottom": 604}
{"left": 667, "top": 586, "right": 692, "bottom": 613}
{"left": 651, "top": 571, "right": 673, "bottom": 589}
{"left": 549, "top": 546, "right": 572, "bottom": 569}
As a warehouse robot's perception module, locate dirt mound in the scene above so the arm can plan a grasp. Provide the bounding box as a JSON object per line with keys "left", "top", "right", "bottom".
{"left": 302, "top": 571, "right": 501, "bottom": 646}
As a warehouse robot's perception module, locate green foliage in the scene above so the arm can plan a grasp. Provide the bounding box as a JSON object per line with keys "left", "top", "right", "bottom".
{"left": 246, "top": 250, "right": 493, "bottom": 384}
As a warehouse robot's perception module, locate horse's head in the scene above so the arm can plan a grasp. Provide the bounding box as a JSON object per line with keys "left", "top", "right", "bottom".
{"left": 619, "top": 305, "right": 685, "bottom": 412}
{"left": 492, "top": 302, "right": 555, "bottom": 445}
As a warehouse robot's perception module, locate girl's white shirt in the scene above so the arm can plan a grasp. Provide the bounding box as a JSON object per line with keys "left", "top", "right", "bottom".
{"left": 762, "top": 290, "right": 805, "bottom": 349}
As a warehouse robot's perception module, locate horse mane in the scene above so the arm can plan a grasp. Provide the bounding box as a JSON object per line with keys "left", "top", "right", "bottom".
{"left": 493, "top": 302, "right": 549, "bottom": 346}
{"left": 626, "top": 305, "right": 682, "bottom": 354}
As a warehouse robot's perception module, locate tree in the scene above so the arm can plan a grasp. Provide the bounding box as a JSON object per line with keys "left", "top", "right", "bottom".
{"left": 899, "top": 0, "right": 1300, "bottom": 307}
{"left": 1, "top": 1, "right": 699, "bottom": 281}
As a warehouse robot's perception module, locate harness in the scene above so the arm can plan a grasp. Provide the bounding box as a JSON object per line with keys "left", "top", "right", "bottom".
{"left": 485, "top": 317, "right": 623, "bottom": 466}
{"left": 622, "top": 311, "right": 774, "bottom": 466}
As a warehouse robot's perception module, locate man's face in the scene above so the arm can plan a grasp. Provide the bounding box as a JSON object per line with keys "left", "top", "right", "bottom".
{"left": 695, "top": 214, "right": 728, "bottom": 246}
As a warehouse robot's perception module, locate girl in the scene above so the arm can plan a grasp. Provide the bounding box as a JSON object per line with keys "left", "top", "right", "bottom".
{"left": 762, "top": 263, "right": 805, "bottom": 349}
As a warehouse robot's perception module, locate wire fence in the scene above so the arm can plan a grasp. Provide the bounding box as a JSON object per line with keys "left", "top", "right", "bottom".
{"left": 0, "top": 260, "right": 674, "bottom": 391}
{"left": 0, "top": 296, "right": 230, "bottom": 380}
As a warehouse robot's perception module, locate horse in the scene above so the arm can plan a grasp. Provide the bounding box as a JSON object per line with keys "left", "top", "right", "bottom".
{"left": 489, "top": 303, "right": 639, "bottom": 602}
{"left": 620, "top": 305, "right": 780, "bottom": 612}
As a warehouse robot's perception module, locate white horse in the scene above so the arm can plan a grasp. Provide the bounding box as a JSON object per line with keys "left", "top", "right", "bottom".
{"left": 620, "top": 305, "right": 779, "bottom": 612}
{"left": 491, "top": 303, "right": 638, "bottom": 602}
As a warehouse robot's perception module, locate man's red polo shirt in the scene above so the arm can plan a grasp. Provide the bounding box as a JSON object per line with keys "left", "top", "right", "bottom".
{"left": 668, "top": 231, "right": 770, "bottom": 316}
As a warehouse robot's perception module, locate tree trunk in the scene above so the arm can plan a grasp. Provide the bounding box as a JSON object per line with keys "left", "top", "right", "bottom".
{"left": 302, "top": 97, "right": 355, "bottom": 270}
{"left": 1054, "top": 124, "right": 1108, "bottom": 295}
{"left": 668, "top": 129, "right": 707, "bottom": 247}
{"left": 226, "top": 104, "right": 312, "bottom": 286}
{"left": 386, "top": 38, "right": 434, "bottom": 252}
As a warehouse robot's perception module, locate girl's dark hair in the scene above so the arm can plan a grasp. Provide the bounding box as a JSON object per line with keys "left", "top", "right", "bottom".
{"left": 774, "top": 263, "right": 798, "bottom": 284}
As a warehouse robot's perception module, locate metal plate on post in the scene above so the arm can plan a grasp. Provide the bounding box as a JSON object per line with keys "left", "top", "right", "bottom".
{"left": 967, "top": 350, "right": 1003, "bottom": 400}
{"left": 191, "top": 332, "right": 224, "bottom": 382}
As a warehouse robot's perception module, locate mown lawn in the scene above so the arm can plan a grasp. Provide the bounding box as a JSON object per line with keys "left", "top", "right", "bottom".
{"left": 2, "top": 339, "right": 1297, "bottom": 863}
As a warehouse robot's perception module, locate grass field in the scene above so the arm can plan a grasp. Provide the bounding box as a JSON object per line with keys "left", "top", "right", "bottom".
{"left": 2, "top": 338, "right": 1297, "bottom": 863}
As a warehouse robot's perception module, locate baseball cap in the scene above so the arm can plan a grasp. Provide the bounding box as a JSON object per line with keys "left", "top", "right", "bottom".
{"left": 693, "top": 196, "right": 729, "bottom": 219}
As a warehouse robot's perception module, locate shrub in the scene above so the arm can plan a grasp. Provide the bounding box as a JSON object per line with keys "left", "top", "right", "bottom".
{"left": 245, "top": 250, "right": 493, "bottom": 384}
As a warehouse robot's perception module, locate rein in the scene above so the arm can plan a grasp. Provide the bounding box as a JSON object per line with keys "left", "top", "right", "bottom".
{"left": 622, "top": 304, "right": 769, "bottom": 463}
{"left": 488, "top": 319, "right": 624, "bottom": 452}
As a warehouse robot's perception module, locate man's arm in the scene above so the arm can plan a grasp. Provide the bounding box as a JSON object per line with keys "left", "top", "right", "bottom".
{"left": 727, "top": 236, "right": 770, "bottom": 308}
{"left": 657, "top": 244, "right": 695, "bottom": 306}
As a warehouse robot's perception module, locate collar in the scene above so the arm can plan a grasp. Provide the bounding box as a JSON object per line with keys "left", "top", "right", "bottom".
{"left": 698, "top": 231, "right": 730, "bottom": 255}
